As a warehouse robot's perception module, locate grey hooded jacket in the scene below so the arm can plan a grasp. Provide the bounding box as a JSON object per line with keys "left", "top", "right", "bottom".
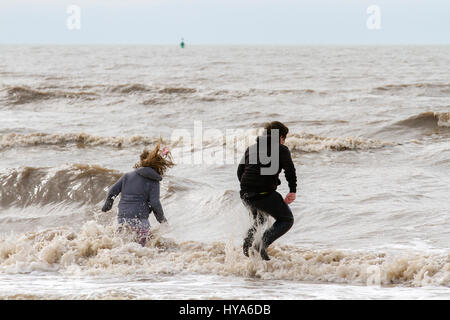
{"left": 101, "top": 167, "right": 166, "bottom": 223}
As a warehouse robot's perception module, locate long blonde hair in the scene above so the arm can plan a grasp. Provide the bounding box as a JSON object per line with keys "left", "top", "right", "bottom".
{"left": 134, "top": 142, "right": 174, "bottom": 176}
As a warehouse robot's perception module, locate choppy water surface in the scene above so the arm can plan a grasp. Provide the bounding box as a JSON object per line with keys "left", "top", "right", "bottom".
{"left": 0, "top": 45, "right": 449, "bottom": 299}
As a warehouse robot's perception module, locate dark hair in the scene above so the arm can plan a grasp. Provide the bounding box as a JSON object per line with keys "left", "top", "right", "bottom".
{"left": 264, "top": 121, "right": 289, "bottom": 139}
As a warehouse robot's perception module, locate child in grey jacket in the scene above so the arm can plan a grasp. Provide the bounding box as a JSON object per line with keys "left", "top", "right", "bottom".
{"left": 102, "top": 144, "right": 174, "bottom": 246}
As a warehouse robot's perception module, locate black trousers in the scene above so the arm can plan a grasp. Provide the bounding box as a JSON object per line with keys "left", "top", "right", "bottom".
{"left": 241, "top": 191, "right": 294, "bottom": 249}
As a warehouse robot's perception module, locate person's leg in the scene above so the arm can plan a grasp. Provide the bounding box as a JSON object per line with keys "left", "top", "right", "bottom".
{"left": 133, "top": 219, "right": 151, "bottom": 247}
{"left": 136, "top": 227, "right": 150, "bottom": 246}
{"left": 261, "top": 194, "right": 294, "bottom": 248}
{"left": 242, "top": 204, "right": 267, "bottom": 257}
{"left": 118, "top": 217, "right": 151, "bottom": 246}
{"left": 250, "top": 192, "right": 294, "bottom": 259}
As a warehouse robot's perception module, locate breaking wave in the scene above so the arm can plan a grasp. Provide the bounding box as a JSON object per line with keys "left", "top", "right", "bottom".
{"left": 286, "top": 132, "right": 395, "bottom": 152}
{"left": 0, "top": 132, "right": 160, "bottom": 150}
{"left": 2, "top": 86, "right": 97, "bottom": 105}
{"left": 0, "top": 131, "right": 395, "bottom": 153}
{"left": 0, "top": 165, "right": 201, "bottom": 209}
{"left": 0, "top": 165, "right": 121, "bottom": 207}
{"left": 0, "top": 221, "right": 448, "bottom": 287}
{"left": 395, "top": 112, "right": 450, "bottom": 129}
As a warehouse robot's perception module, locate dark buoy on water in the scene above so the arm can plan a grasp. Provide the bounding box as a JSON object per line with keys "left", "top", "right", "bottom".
{"left": 180, "top": 38, "right": 185, "bottom": 48}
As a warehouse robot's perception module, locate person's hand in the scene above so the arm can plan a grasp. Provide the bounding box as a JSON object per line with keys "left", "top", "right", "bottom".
{"left": 101, "top": 199, "right": 114, "bottom": 212}
{"left": 284, "top": 192, "right": 296, "bottom": 204}
{"left": 101, "top": 203, "right": 111, "bottom": 212}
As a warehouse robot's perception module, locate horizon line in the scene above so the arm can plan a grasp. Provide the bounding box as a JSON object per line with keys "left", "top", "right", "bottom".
{"left": 1, "top": 43, "right": 449, "bottom": 46}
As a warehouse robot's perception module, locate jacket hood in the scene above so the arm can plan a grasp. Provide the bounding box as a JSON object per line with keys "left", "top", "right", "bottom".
{"left": 135, "top": 167, "right": 162, "bottom": 181}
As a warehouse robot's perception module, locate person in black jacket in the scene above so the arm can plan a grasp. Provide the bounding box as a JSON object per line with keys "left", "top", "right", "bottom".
{"left": 237, "top": 121, "right": 297, "bottom": 260}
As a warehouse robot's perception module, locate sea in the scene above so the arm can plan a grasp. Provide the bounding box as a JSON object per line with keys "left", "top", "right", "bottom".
{"left": 0, "top": 45, "right": 449, "bottom": 299}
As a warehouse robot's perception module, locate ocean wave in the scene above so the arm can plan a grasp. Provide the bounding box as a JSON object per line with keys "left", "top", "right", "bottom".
{"left": 2, "top": 86, "right": 97, "bottom": 105}
{"left": 158, "top": 87, "right": 197, "bottom": 94}
{"left": 0, "top": 131, "right": 395, "bottom": 153}
{"left": 109, "top": 84, "right": 151, "bottom": 94}
{"left": 109, "top": 84, "right": 197, "bottom": 95}
{"left": 269, "top": 89, "right": 319, "bottom": 95}
{"left": 395, "top": 112, "right": 450, "bottom": 129}
{"left": 0, "top": 132, "right": 160, "bottom": 150}
{"left": 0, "top": 165, "right": 200, "bottom": 208}
{"left": 372, "top": 83, "right": 450, "bottom": 95}
{"left": 0, "top": 84, "right": 199, "bottom": 105}
{"left": 286, "top": 132, "right": 395, "bottom": 152}
{"left": 0, "top": 165, "right": 122, "bottom": 207}
{"left": 0, "top": 221, "right": 448, "bottom": 287}
{"left": 1, "top": 83, "right": 327, "bottom": 106}
{"left": 142, "top": 98, "right": 169, "bottom": 105}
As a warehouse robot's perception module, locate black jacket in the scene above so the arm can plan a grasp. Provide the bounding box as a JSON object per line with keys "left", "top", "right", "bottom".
{"left": 237, "top": 135, "right": 297, "bottom": 193}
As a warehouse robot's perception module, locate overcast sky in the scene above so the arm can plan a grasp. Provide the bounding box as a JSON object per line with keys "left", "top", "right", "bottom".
{"left": 0, "top": 0, "right": 449, "bottom": 44}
